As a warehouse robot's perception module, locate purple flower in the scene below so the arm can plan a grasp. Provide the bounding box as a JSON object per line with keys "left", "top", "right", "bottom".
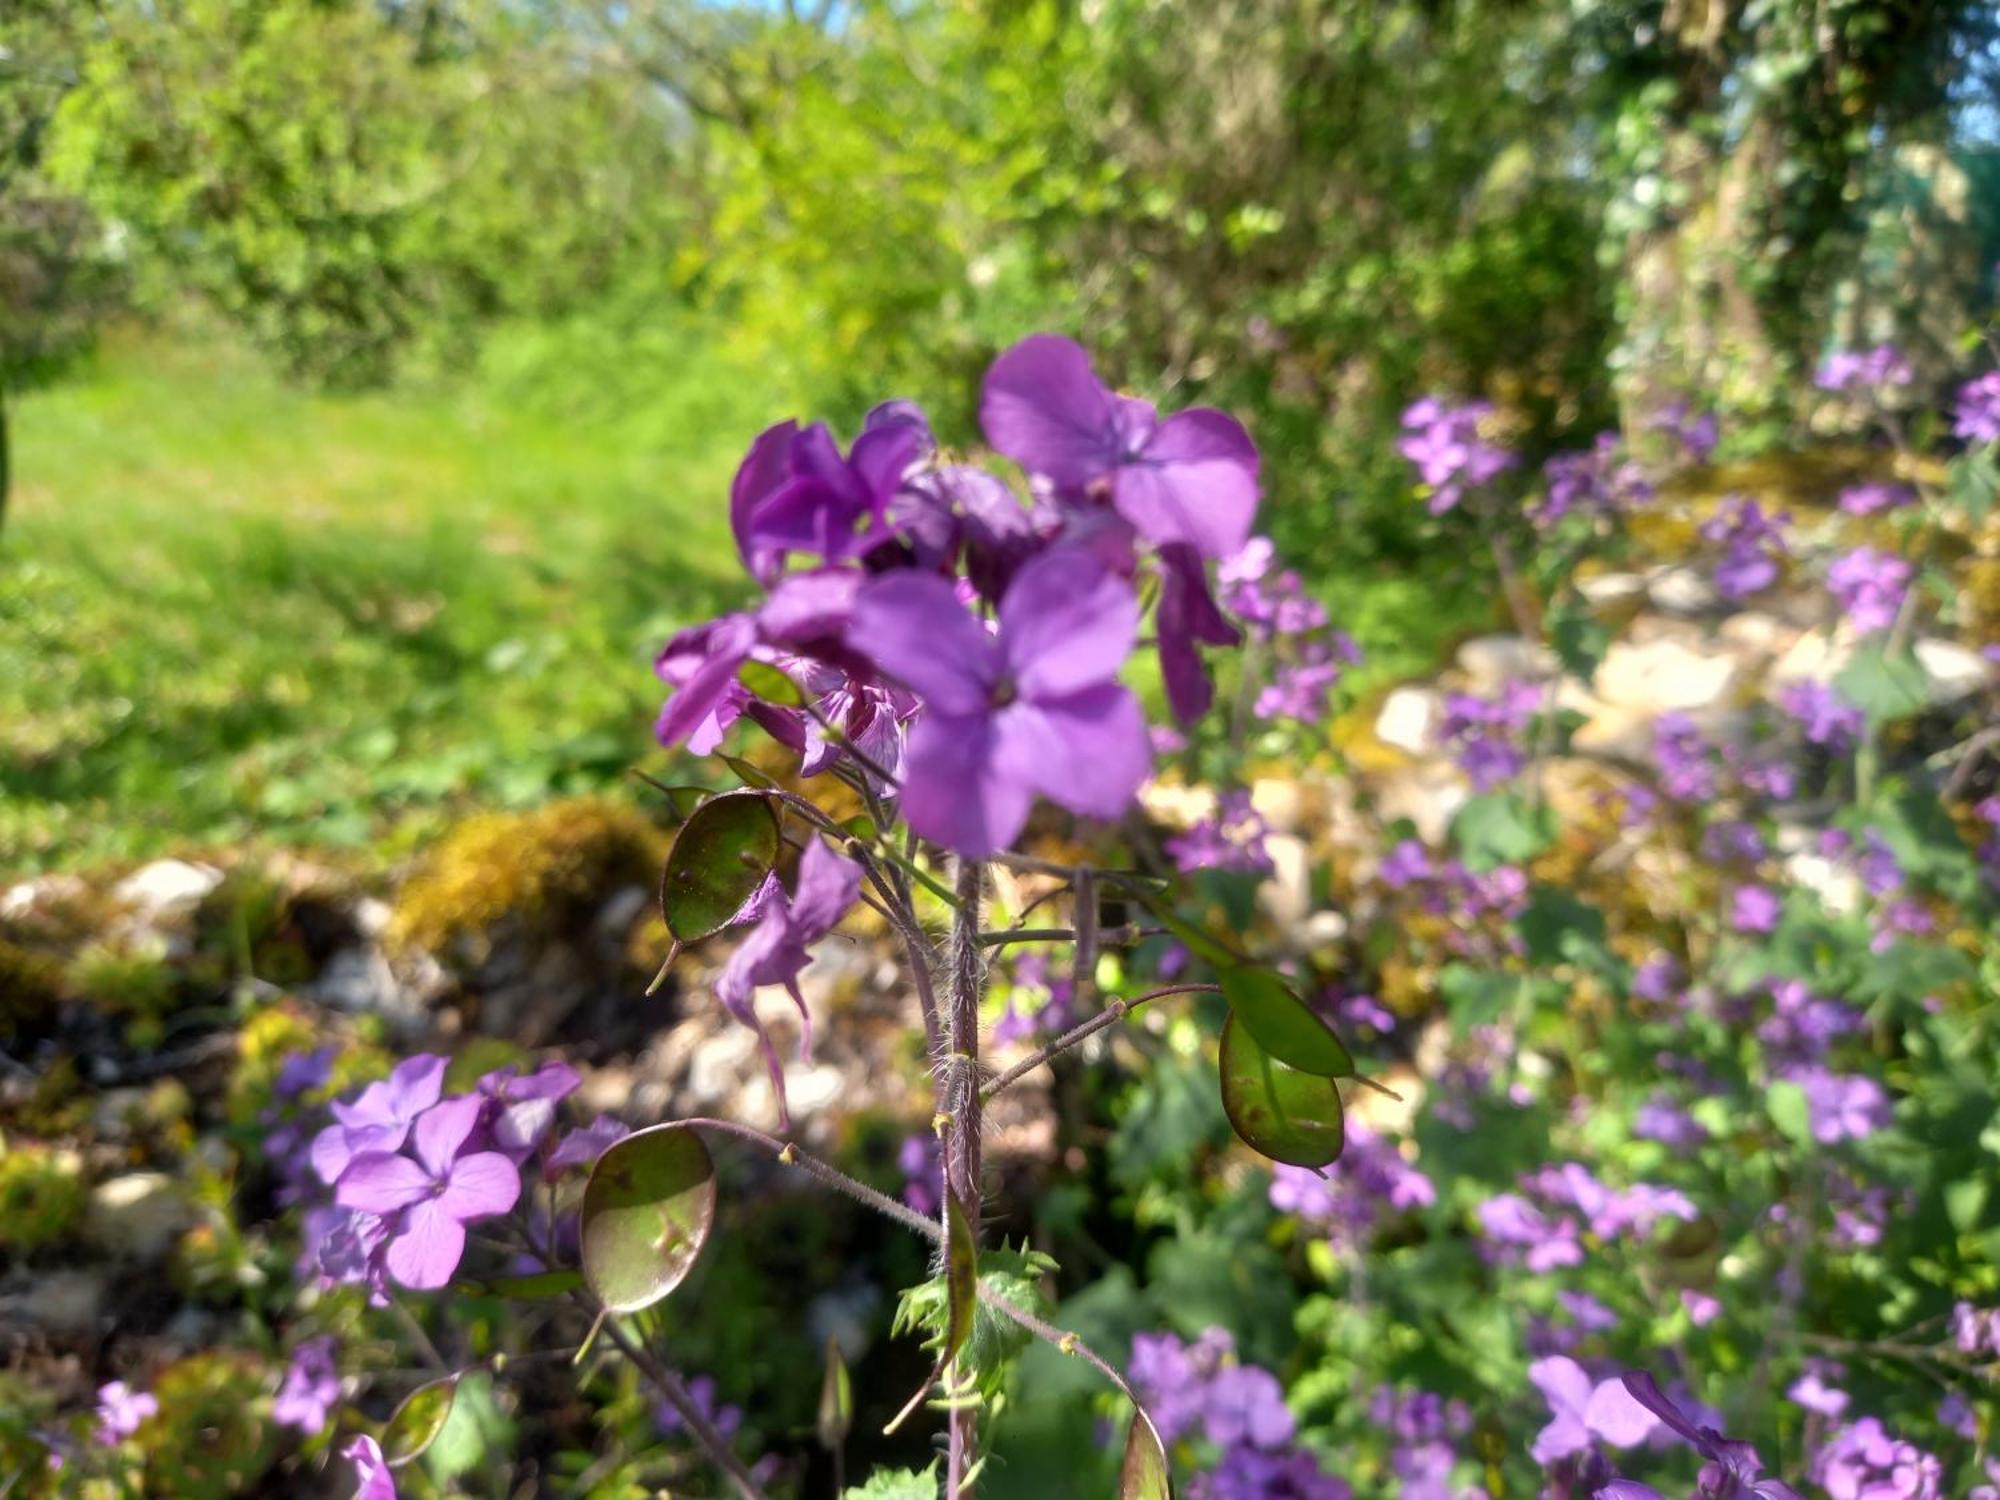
{"left": 545, "top": 1116, "right": 629, "bottom": 1178}
{"left": 1620, "top": 1370, "right": 1801, "bottom": 1500}
{"left": 1634, "top": 1095, "right": 1708, "bottom": 1151}
{"left": 1786, "top": 1363, "right": 1849, "bottom": 1419}
{"left": 1398, "top": 398, "right": 1514, "bottom": 514}
{"left": 1812, "top": 1417, "right": 1943, "bottom": 1500}
{"left": 1652, "top": 715, "right": 1719, "bottom": 802}
{"left": 343, "top": 1435, "right": 398, "bottom": 1500}
{"left": 981, "top": 333, "right": 1260, "bottom": 560}
{"left": 1439, "top": 682, "right": 1540, "bottom": 790}
{"left": 1779, "top": 680, "right": 1864, "bottom": 750}
{"left": 1954, "top": 371, "right": 2000, "bottom": 444}
{"left": 1203, "top": 1365, "right": 1295, "bottom": 1449}
{"left": 1167, "top": 790, "right": 1275, "bottom": 875}
{"left": 898, "top": 1131, "right": 942, "bottom": 1218}
{"left": 335, "top": 1096, "right": 523, "bottom": 1290}
{"left": 846, "top": 545, "right": 1149, "bottom": 855}
{"left": 714, "top": 838, "right": 860, "bottom": 1127}
{"left": 1838, "top": 482, "right": 1915, "bottom": 516}
{"left": 1789, "top": 1068, "right": 1892, "bottom": 1143}
{"left": 655, "top": 1373, "right": 744, "bottom": 1442}
{"left": 94, "top": 1382, "right": 157, "bottom": 1445}
{"left": 1527, "top": 1357, "right": 1657, "bottom": 1462}
{"left": 1536, "top": 434, "right": 1650, "bottom": 526}
{"left": 1681, "top": 1291, "right": 1722, "bottom": 1327}
{"left": 479, "top": 1060, "right": 581, "bottom": 1161}
{"left": 1816, "top": 345, "right": 1913, "bottom": 395}
{"left": 1701, "top": 496, "right": 1789, "bottom": 600}
{"left": 1158, "top": 542, "right": 1243, "bottom": 724}
{"left": 1952, "top": 1301, "right": 2000, "bottom": 1356}
{"left": 311, "top": 1055, "right": 447, "bottom": 1186}
{"left": 1826, "top": 547, "right": 1911, "bottom": 635}
{"left": 1477, "top": 1192, "right": 1582, "bottom": 1272}
{"left": 1730, "top": 885, "right": 1781, "bottom": 934}
{"left": 272, "top": 1336, "right": 340, "bottom": 1435}
{"left": 1651, "top": 402, "right": 1720, "bottom": 463}
{"left": 1202, "top": 1443, "right": 1353, "bottom": 1500}
{"left": 1129, "top": 1327, "right": 1237, "bottom": 1446}
{"left": 730, "top": 407, "right": 929, "bottom": 585}
{"left": 1633, "top": 955, "right": 1682, "bottom": 1004}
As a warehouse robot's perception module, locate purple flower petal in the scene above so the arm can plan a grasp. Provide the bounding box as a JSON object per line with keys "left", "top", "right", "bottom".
{"left": 899, "top": 713, "right": 1031, "bottom": 856}
{"left": 846, "top": 572, "right": 1000, "bottom": 716}
{"left": 994, "top": 686, "right": 1149, "bottom": 820}
{"left": 437, "top": 1152, "right": 521, "bottom": 1221}
{"left": 980, "top": 333, "right": 1122, "bottom": 487}
{"left": 335, "top": 1154, "right": 432, "bottom": 1214}
{"left": 411, "top": 1096, "right": 484, "bottom": 1178}
{"left": 386, "top": 1200, "right": 468, "bottom": 1290}
{"left": 996, "top": 547, "right": 1139, "bottom": 701}
{"left": 1113, "top": 407, "right": 1261, "bottom": 560}
{"left": 343, "top": 1434, "right": 399, "bottom": 1500}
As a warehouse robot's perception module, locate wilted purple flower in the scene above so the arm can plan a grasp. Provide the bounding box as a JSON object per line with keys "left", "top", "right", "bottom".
{"left": 545, "top": 1116, "right": 630, "bottom": 1179}
{"left": 272, "top": 1337, "right": 340, "bottom": 1435}
{"left": 1700, "top": 496, "right": 1790, "bottom": 600}
{"left": 1399, "top": 398, "right": 1515, "bottom": 514}
{"left": 1838, "top": 482, "right": 1915, "bottom": 516}
{"left": 343, "top": 1435, "right": 398, "bottom": 1500}
{"left": 1954, "top": 371, "right": 2000, "bottom": 444}
{"left": 981, "top": 334, "right": 1260, "bottom": 560}
{"left": 1780, "top": 680, "right": 1865, "bottom": 750}
{"left": 847, "top": 545, "right": 1149, "bottom": 855}
{"left": 1730, "top": 885, "right": 1782, "bottom": 934}
{"left": 1787, "top": 1363, "right": 1850, "bottom": 1418}
{"left": 1816, "top": 345, "right": 1913, "bottom": 395}
{"left": 1826, "top": 547, "right": 1911, "bottom": 635}
{"left": 311, "top": 1054, "right": 447, "bottom": 1187}
{"left": 94, "top": 1382, "right": 157, "bottom": 1445}
{"left": 1168, "top": 790, "right": 1276, "bottom": 875}
{"left": 714, "top": 838, "right": 861, "bottom": 1127}
{"left": 1528, "top": 1357, "right": 1657, "bottom": 1462}
{"left": 1813, "top": 1417, "right": 1944, "bottom": 1500}
{"left": 335, "top": 1096, "right": 523, "bottom": 1291}
{"left": 1620, "top": 1370, "right": 1802, "bottom": 1499}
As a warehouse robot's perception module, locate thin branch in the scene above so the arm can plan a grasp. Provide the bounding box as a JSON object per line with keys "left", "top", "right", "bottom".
{"left": 595, "top": 1314, "right": 771, "bottom": 1500}
{"left": 977, "top": 925, "right": 1164, "bottom": 948}
{"left": 981, "top": 983, "right": 1223, "bottom": 1100}
{"left": 675, "top": 1116, "right": 942, "bottom": 1242}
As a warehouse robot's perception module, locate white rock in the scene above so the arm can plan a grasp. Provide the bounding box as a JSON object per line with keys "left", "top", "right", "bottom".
{"left": 1771, "top": 628, "right": 1856, "bottom": 687}
{"left": 1645, "top": 566, "right": 1720, "bottom": 615}
{"left": 1456, "top": 635, "right": 1555, "bottom": 690}
{"left": 1248, "top": 776, "right": 1309, "bottom": 834}
{"left": 1373, "top": 763, "right": 1470, "bottom": 845}
{"left": 1374, "top": 687, "right": 1440, "bottom": 756}
{"left": 1577, "top": 572, "right": 1646, "bottom": 607}
{"left": 1592, "top": 635, "right": 1739, "bottom": 714}
{"left": 1783, "top": 851, "right": 1862, "bottom": 917}
{"left": 1140, "top": 780, "right": 1217, "bottom": 829}
{"left": 352, "top": 897, "right": 394, "bottom": 940}
{"left": 1718, "top": 611, "right": 1796, "bottom": 658}
{"left": 311, "top": 946, "right": 419, "bottom": 1022}
{"left": 113, "top": 860, "right": 222, "bottom": 925}
{"left": 781, "top": 1062, "right": 848, "bottom": 1116}
{"left": 1255, "top": 835, "right": 1313, "bottom": 934}
{"left": 83, "top": 1173, "right": 195, "bottom": 1262}
{"left": 1915, "top": 639, "right": 1991, "bottom": 704}
{"left": 0, "top": 874, "right": 88, "bottom": 923}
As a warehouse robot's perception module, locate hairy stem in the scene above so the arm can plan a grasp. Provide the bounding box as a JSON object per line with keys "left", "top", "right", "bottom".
{"left": 981, "top": 983, "right": 1223, "bottom": 1100}
{"left": 942, "top": 856, "right": 985, "bottom": 1498}
{"left": 595, "top": 1312, "right": 770, "bottom": 1500}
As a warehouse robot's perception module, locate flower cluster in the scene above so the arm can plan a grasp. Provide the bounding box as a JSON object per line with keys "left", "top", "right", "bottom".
{"left": 1398, "top": 398, "right": 1514, "bottom": 514}
{"left": 1954, "top": 371, "right": 2000, "bottom": 444}
{"left": 1816, "top": 345, "right": 1914, "bottom": 395}
{"left": 1369, "top": 1386, "right": 1485, "bottom": 1499}
{"left": 1699, "top": 495, "right": 1790, "bottom": 600}
{"left": 991, "top": 950, "right": 1079, "bottom": 1045}
{"left": 1534, "top": 433, "right": 1651, "bottom": 526}
{"left": 1476, "top": 1162, "right": 1695, "bottom": 1272}
{"left": 1167, "top": 789, "right": 1276, "bottom": 876}
{"left": 1826, "top": 546, "right": 1912, "bottom": 635}
{"left": 1437, "top": 680, "right": 1542, "bottom": 790}
{"left": 1217, "top": 537, "right": 1360, "bottom": 724}
{"left": 654, "top": 334, "right": 1284, "bottom": 860}
{"left": 1837, "top": 480, "right": 1915, "bottom": 516}
{"left": 1267, "top": 1123, "right": 1435, "bottom": 1246}
{"left": 1812, "top": 1417, "right": 1946, "bottom": 1500}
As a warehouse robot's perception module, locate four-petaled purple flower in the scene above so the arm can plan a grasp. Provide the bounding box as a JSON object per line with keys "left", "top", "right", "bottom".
{"left": 1527, "top": 1356, "right": 1657, "bottom": 1463}
{"left": 94, "top": 1381, "right": 157, "bottom": 1445}
{"left": 847, "top": 545, "right": 1149, "bottom": 855}
{"left": 336, "top": 1095, "right": 523, "bottom": 1290}
{"left": 1953, "top": 371, "right": 2000, "bottom": 444}
{"left": 311, "top": 1054, "right": 447, "bottom": 1187}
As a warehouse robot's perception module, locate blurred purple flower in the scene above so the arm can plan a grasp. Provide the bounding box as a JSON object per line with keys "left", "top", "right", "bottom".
{"left": 94, "top": 1382, "right": 156, "bottom": 1445}
{"left": 1954, "top": 371, "right": 2000, "bottom": 444}
{"left": 1826, "top": 547, "right": 1911, "bottom": 635}
{"left": 343, "top": 1435, "right": 398, "bottom": 1500}
{"left": 1838, "top": 482, "right": 1915, "bottom": 516}
{"left": 1730, "top": 885, "right": 1781, "bottom": 934}
{"left": 335, "top": 1096, "right": 522, "bottom": 1291}
{"left": 1399, "top": 398, "right": 1515, "bottom": 514}
{"left": 1780, "top": 680, "right": 1864, "bottom": 750}
{"left": 273, "top": 1336, "right": 340, "bottom": 1435}
{"left": 1700, "top": 496, "right": 1789, "bottom": 600}
{"left": 1528, "top": 1357, "right": 1657, "bottom": 1462}
{"left": 1812, "top": 1417, "right": 1944, "bottom": 1500}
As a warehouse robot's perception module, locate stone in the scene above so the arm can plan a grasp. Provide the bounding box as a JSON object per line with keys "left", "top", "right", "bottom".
{"left": 0, "top": 874, "right": 88, "bottom": 924}
{"left": 1915, "top": 638, "right": 1990, "bottom": 704}
{"left": 1645, "top": 566, "right": 1720, "bottom": 615}
{"left": 83, "top": 1173, "right": 196, "bottom": 1262}
{"left": 1372, "top": 762, "right": 1470, "bottom": 845}
{"left": 1248, "top": 775, "right": 1312, "bottom": 834}
{"left": 1576, "top": 572, "right": 1646, "bottom": 607}
{"left": 0, "top": 1269, "right": 108, "bottom": 1335}
{"left": 112, "top": 860, "right": 223, "bottom": 925}
{"left": 1591, "top": 634, "right": 1739, "bottom": 714}
{"left": 1455, "top": 635, "right": 1555, "bottom": 691}
{"left": 1373, "top": 687, "right": 1440, "bottom": 757}
{"left": 1255, "top": 834, "right": 1313, "bottom": 934}
{"left": 311, "top": 945, "right": 416, "bottom": 1022}
{"left": 1771, "top": 628, "right": 1856, "bottom": 687}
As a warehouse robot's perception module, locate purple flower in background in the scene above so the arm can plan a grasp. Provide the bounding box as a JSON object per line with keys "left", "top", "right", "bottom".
{"left": 1700, "top": 496, "right": 1789, "bottom": 600}
{"left": 1789, "top": 1068, "right": 1891, "bottom": 1143}
{"left": 1681, "top": 1291, "right": 1722, "bottom": 1327}
{"left": 1561, "top": 1291, "right": 1621, "bottom": 1334}
{"left": 1826, "top": 547, "right": 1911, "bottom": 635}
{"left": 1730, "top": 885, "right": 1781, "bottom": 934}
{"left": 1271, "top": 1124, "right": 1433, "bottom": 1246}
{"left": 1168, "top": 790, "right": 1276, "bottom": 875}
{"left": 1399, "top": 398, "right": 1515, "bottom": 514}
{"left": 343, "top": 1435, "right": 398, "bottom": 1500}
{"left": 1838, "top": 481, "right": 1915, "bottom": 516}
{"left": 311, "top": 1055, "right": 447, "bottom": 1187}
{"left": 1813, "top": 1417, "right": 1944, "bottom": 1500}
{"left": 714, "top": 838, "right": 861, "bottom": 1127}
{"left": 1816, "top": 345, "right": 1913, "bottom": 395}
{"left": 1129, "top": 1327, "right": 1237, "bottom": 1445}
{"left": 1620, "top": 1370, "right": 1801, "bottom": 1500}
{"left": 981, "top": 333, "right": 1260, "bottom": 560}
{"left": 1779, "top": 680, "right": 1864, "bottom": 751}
{"left": 94, "top": 1382, "right": 157, "bottom": 1445}
{"left": 654, "top": 1374, "right": 744, "bottom": 1442}
{"left": 1937, "top": 1392, "right": 1977, "bottom": 1441}
{"left": 1536, "top": 434, "right": 1650, "bottom": 526}
{"left": 898, "top": 1131, "right": 942, "bottom": 1218}
{"left": 274, "top": 1047, "right": 335, "bottom": 1102}
{"left": 1527, "top": 1357, "right": 1657, "bottom": 1463}
{"left": 1633, "top": 954, "right": 1682, "bottom": 1004}
{"left": 847, "top": 545, "right": 1149, "bottom": 855}
{"left": 545, "top": 1116, "right": 630, "bottom": 1179}
{"left": 1787, "top": 1363, "right": 1850, "bottom": 1419}
{"left": 1202, "top": 1444, "right": 1353, "bottom": 1500}
{"left": 1653, "top": 715, "right": 1719, "bottom": 801}
{"left": 1952, "top": 1301, "right": 2000, "bottom": 1356}
{"left": 1477, "top": 1192, "right": 1582, "bottom": 1272}
{"left": 1439, "top": 681, "right": 1540, "bottom": 790}
{"left": 335, "top": 1096, "right": 523, "bottom": 1290}
{"left": 1634, "top": 1095, "right": 1708, "bottom": 1151}
{"left": 1204, "top": 1365, "right": 1295, "bottom": 1449}
{"left": 1651, "top": 402, "right": 1720, "bottom": 463}
{"left": 1954, "top": 371, "right": 2000, "bottom": 444}
{"left": 1378, "top": 839, "right": 1433, "bottom": 888}
{"left": 273, "top": 1336, "right": 340, "bottom": 1434}
{"left": 480, "top": 1060, "right": 581, "bottom": 1161}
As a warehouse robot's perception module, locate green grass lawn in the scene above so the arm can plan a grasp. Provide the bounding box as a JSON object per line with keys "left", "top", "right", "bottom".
{"left": 2, "top": 326, "right": 770, "bottom": 870}
{"left": 1, "top": 326, "right": 1477, "bottom": 874}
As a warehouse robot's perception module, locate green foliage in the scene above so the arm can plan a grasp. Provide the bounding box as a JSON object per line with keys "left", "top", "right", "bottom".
{"left": 894, "top": 1244, "right": 1058, "bottom": 1402}
{"left": 0, "top": 1140, "right": 85, "bottom": 1252}
{"left": 843, "top": 1467, "right": 940, "bottom": 1500}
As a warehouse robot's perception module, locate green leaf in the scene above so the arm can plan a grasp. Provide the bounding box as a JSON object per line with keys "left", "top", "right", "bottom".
{"left": 1946, "top": 1176, "right": 1989, "bottom": 1233}
{"left": 1834, "top": 643, "right": 1929, "bottom": 725}
{"left": 737, "top": 659, "right": 804, "bottom": 707}
{"left": 842, "top": 1467, "right": 940, "bottom": 1499}
{"left": 719, "top": 753, "right": 781, "bottom": 789}
{"left": 817, "top": 1336, "right": 853, "bottom": 1451}
{"left": 1218, "top": 966, "right": 1353, "bottom": 1076}
{"left": 660, "top": 790, "right": 779, "bottom": 942}
{"left": 383, "top": 1375, "right": 457, "bottom": 1467}
{"left": 1119, "top": 1407, "right": 1173, "bottom": 1499}
{"left": 1767, "top": 1080, "right": 1812, "bottom": 1147}
{"left": 579, "top": 1124, "right": 717, "bottom": 1314}
{"left": 1217, "top": 1013, "right": 1345, "bottom": 1168}
{"left": 1948, "top": 446, "right": 1999, "bottom": 521}
{"left": 1449, "top": 792, "right": 1555, "bottom": 871}
{"left": 458, "top": 1268, "right": 583, "bottom": 1301}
